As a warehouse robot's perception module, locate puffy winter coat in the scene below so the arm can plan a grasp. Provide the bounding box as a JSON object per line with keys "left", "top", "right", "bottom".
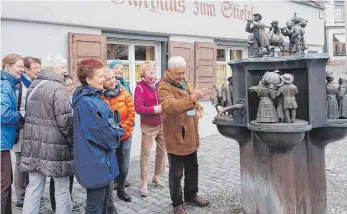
{"left": 73, "top": 85, "right": 124, "bottom": 189}
{"left": 1, "top": 71, "right": 20, "bottom": 151}
{"left": 102, "top": 85, "right": 135, "bottom": 141}
{"left": 19, "top": 70, "right": 73, "bottom": 177}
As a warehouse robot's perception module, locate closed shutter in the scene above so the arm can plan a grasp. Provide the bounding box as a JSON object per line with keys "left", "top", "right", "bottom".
{"left": 68, "top": 33, "right": 107, "bottom": 86}
{"left": 195, "top": 42, "right": 217, "bottom": 101}
{"left": 168, "top": 41, "right": 195, "bottom": 86}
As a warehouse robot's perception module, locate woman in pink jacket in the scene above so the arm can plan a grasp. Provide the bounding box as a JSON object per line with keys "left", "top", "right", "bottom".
{"left": 134, "top": 61, "right": 165, "bottom": 197}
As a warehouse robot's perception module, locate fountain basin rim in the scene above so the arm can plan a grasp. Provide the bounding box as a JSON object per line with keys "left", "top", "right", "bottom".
{"left": 326, "top": 119, "right": 347, "bottom": 127}
{"left": 248, "top": 119, "right": 312, "bottom": 133}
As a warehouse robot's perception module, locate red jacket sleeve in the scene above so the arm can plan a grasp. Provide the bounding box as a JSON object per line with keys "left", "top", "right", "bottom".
{"left": 134, "top": 85, "right": 155, "bottom": 115}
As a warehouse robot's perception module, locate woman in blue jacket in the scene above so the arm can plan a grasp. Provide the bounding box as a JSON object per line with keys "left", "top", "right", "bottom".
{"left": 1, "top": 53, "right": 24, "bottom": 214}
{"left": 73, "top": 59, "right": 124, "bottom": 214}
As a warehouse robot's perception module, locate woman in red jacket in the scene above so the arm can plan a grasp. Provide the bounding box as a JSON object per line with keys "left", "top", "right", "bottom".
{"left": 134, "top": 62, "right": 166, "bottom": 197}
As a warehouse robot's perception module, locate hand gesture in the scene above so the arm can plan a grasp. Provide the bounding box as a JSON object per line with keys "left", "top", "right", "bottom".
{"left": 196, "top": 107, "right": 204, "bottom": 119}
{"left": 190, "top": 83, "right": 208, "bottom": 102}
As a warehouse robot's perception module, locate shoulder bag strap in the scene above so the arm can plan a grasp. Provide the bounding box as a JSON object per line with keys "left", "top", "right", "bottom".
{"left": 26, "top": 80, "right": 48, "bottom": 103}
{"left": 17, "top": 83, "right": 22, "bottom": 111}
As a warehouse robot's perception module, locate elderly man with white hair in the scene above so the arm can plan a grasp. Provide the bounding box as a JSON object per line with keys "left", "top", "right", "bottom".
{"left": 158, "top": 56, "right": 210, "bottom": 214}
{"left": 19, "top": 54, "right": 73, "bottom": 214}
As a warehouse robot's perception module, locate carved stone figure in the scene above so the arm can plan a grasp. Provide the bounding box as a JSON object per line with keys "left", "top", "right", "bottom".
{"left": 247, "top": 34, "right": 258, "bottom": 58}
{"left": 326, "top": 73, "right": 339, "bottom": 119}
{"left": 291, "top": 13, "right": 308, "bottom": 53}
{"left": 249, "top": 77, "right": 278, "bottom": 123}
{"left": 245, "top": 13, "right": 272, "bottom": 57}
{"left": 276, "top": 74, "right": 299, "bottom": 123}
{"left": 281, "top": 20, "right": 295, "bottom": 54}
{"left": 213, "top": 79, "right": 233, "bottom": 114}
{"left": 338, "top": 77, "right": 347, "bottom": 118}
{"left": 267, "top": 20, "right": 285, "bottom": 56}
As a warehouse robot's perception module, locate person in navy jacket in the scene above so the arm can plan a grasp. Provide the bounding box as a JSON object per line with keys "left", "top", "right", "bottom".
{"left": 73, "top": 59, "right": 124, "bottom": 214}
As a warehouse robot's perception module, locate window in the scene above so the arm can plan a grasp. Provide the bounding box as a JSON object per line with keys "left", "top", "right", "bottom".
{"left": 216, "top": 47, "right": 246, "bottom": 88}
{"left": 333, "top": 34, "right": 346, "bottom": 56}
{"left": 334, "top": 1, "right": 345, "bottom": 23}
{"left": 107, "top": 41, "right": 161, "bottom": 93}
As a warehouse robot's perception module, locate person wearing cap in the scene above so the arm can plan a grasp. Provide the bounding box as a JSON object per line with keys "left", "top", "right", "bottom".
{"left": 109, "top": 60, "right": 132, "bottom": 96}
{"left": 246, "top": 13, "right": 272, "bottom": 56}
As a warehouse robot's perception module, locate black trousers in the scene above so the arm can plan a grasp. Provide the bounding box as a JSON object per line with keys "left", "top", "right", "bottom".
{"left": 168, "top": 151, "right": 198, "bottom": 207}
{"left": 86, "top": 184, "right": 110, "bottom": 214}
{"left": 49, "top": 176, "right": 74, "bottom": 212}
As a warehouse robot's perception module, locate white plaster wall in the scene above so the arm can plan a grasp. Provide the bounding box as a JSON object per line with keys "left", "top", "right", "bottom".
{"left": 1, "top": 1, "right": 325, "bottom": 46}
{"left": 1, "top": 20, "right": 101, "bottom": 60}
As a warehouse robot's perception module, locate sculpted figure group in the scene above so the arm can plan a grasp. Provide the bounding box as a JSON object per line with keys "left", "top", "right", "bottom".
{"left": 326, "top": 72, "right": 347, "bottom": 119}
{"left": 246, "top": 12, "right": 308, "bottom": 57}
{"left": 249, "top": 70, "right": 299, "bottom": 123}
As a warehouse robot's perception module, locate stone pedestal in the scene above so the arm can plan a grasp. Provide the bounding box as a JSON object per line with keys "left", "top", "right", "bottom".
{"left": 213, "top": 54, "right": 347, "bottom": 214}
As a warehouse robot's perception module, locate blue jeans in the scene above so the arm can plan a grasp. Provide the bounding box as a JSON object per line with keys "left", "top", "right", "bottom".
{"left": 115, "top": 136, "right": 132, "bottom": 192}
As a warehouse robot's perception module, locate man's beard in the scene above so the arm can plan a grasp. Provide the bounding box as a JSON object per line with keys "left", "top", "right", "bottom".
{"left": 115, "top": 76, "right": 122, "bottom": 80}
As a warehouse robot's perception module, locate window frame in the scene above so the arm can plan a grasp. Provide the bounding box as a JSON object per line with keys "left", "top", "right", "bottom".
{"left": 216, "top": 46, "right": 248, "bottom": 87}
{"left": 106, "top": 40, "right": 161, "bottom": 94}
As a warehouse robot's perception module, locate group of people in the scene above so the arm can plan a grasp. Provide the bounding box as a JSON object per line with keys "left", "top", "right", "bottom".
{"left": 1, "top": 53, "right": 210, "bottom": 214}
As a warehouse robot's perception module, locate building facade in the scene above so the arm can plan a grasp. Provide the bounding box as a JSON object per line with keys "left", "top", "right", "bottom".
{"left": 325, "top": 0, "right": 345, "bottom": 64}
{"left": 1, "top": 0, "right": 325, "bottom": 158}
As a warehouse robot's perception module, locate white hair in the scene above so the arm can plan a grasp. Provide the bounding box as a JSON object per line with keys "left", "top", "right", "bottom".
{"left": 168, "top": 56, "right": 186, "bottom": 68}
{"left": 41, "top": 54, "right": 67, "bottom": 70}
{"left": 103, "top": 66, "right": 114, "bottom": 77}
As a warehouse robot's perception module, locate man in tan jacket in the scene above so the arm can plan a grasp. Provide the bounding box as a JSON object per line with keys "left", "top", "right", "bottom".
{"left": 158, "top": 56, "right": 210, "bottom": 214}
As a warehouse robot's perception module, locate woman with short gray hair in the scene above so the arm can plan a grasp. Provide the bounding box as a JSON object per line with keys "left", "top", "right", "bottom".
{"left": 20, "top": 54, "right": 73, "bottom": 214}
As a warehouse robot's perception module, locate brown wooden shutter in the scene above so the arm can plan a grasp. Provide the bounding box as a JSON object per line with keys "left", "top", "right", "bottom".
{"left": 68, "top": 33, "right": 107, "bottom": 86}
{"left": 168, "top": 41, "right": 195, "bottom": 86}
{"left": 195, "top": 42, "right": 217, "bottom": 101}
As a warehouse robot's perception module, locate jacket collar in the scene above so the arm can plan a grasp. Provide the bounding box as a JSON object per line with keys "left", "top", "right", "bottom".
{"left": 20, "top": 73, "right": 32, "bottom": 88}
{"left": 1, "top": 70, "right": 20, "bottom": 88}
{"left": 37, "top": 70, "right": 64, "bottom": 84}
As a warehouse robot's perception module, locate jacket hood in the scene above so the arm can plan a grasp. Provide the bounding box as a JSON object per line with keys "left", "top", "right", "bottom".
{"left": 38, "top": 70, "right": 64, "bottom": 84}
{"left": 1, "top": 70, "right": 20, "bottom": 87}
{"left": 72, "top": 85, "right": 104, "bottom": 107}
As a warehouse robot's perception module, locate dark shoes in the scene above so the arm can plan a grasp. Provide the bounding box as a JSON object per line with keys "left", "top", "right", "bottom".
{"left": 173, "top": 204, "right": 186, "bottom": 214}
{"left": 15, "top": 202, "right": 23, "bottom": 209}
{"left": 185, "top": 195, "right": 210, "bottom": 207}
{"left": 117, "top": 190, "right": 132, "bottom": 202}
{"left": 114, "top": 180, "right": 131, "bottom": 190}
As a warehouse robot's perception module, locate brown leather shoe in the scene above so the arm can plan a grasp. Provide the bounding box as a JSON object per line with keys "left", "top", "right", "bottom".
{"left": 173, "top": 205, "right": 186, "bottom": 214}
{"left": 185, "top": 195, "right": 210, "bottom": 207}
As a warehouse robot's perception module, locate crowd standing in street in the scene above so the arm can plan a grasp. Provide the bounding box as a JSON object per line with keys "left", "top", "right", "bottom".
{"left": 0, "top": 53, "right": 209, "bottom": 214}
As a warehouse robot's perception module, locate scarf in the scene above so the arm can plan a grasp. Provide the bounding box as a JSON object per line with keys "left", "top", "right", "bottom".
{"left": 163, "top": 67, "right": 193, "bottom": 94}
{"left": 20, "top": 73, "right": 32, "bottom": 88}
{"left": 142, "top": 77, "right": 160, "bottom": 91}
{"left": 104, "top": 80, "right": 123, "bottom": 99}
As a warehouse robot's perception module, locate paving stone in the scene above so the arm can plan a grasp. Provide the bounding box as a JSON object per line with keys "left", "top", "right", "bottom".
{"left": 11, "top": 134, "right": 347, "bottom": 213}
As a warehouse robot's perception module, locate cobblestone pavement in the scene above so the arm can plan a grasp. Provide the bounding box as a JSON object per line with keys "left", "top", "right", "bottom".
{"left": 11, "top": 134, "right": 347, "bottom": 214}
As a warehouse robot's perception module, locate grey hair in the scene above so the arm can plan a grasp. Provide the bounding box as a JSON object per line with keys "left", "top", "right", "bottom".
{"left": 168, "top": 56, "right": 186, "bottom": 68}
{"left": 103, "top": 66, "right": 114, "bottom": 77}
{"left": 41, "top": 54, "right": 67, "bottom": 70}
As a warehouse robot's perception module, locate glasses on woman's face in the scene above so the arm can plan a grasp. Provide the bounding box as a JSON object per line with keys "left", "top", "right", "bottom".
{"left": 65, "top": 83, "right": 75, "bottom": 87}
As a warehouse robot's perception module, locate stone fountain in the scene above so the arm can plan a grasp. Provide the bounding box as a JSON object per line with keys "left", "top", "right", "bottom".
{"left": 213, "top": 12, "right": 347, "bottom": 214}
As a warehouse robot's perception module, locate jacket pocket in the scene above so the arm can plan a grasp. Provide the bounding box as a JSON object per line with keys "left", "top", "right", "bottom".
{"left": 182, "top": 126, "right": 185, "bottom": 139}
